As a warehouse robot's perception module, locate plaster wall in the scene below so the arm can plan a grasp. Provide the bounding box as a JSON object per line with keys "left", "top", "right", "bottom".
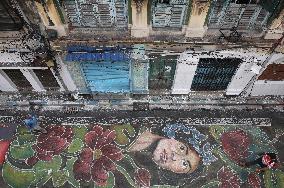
{"left": 250, "top": 53, "right": 284, "bottom": 96}
{"left": 250, "top": 81, "right": 284, "bottom": 96}
{"left": 172, "top": 50, "right": 269, "bottom": 95}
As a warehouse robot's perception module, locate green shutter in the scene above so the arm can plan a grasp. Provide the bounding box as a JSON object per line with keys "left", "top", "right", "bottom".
{"left": 149, "top": 55, "right": 177, "bottom": 90}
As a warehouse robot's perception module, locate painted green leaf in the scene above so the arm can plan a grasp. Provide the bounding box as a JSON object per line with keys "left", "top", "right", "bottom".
{"left": 34, "top": 155, "right": 62, "bottom": 172}
{"left": 151, "top": 186, "right": 178, "bottom": 188}
{"left": 2, "top": 161, "right": 35, "bottom": 188}
{"left": 249, "top": 144, "right": 277, "bottom": 157}
{"left": 32, "top": 169, "right": 51, "bottom": 187}
{"left": 52, "top": 170, "right": 69, "bottom": 187}
{"left": 97, "top": 172, "right": 115, "bottom": 188}
{"left": 66, "top": 157, "right": 80, "bottom": 188}
{"left": 264, "top": 170, "right": 274, "bottom": 188}
{"left": 263, "top": 169, "right": 284, "bottom": 188}
{"left": 116, "top": 164, "right": 136, "bottom": 187}
{"left": 111, "top": 124, "right": 135, "bottom": 146}
{"left": 16, "top": 126, "right": 36, "bottom": 145}
{"left": 209, "top": 125, "right": 225, "bottom": 143}
{"left": 68, "top": 138, "right": 84, "bottom": 153}
{"left": 240, "top": 126, "right": 271, "bottom": 145}
{"left": 201, "top": 180, "right": 220, "bottom": 188}
{"left": 73, "top": 125, "right": 88, "bottom": 140}
{"left": 275, "top": 170, "right": 284, "bottom": 188}
{"left": 9, "top": 143, "right": 34, "bottom": 160}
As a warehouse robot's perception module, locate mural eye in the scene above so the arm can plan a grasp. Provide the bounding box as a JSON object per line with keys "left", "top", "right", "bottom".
{"left": 180, "top": 145, "right": 185, "bottom": 151}
{"left": 181, "top": 160, "right": 190, "bottom": 170}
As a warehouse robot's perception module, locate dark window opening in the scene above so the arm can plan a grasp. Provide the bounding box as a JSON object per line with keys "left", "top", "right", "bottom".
{"left": 235, "top": 0, "right": 258, "bottom": 4}
{"left": 33, "top": 69, "right": 60, "bottom": 91}
{"left": 3, "top": 69, "right": 33, "bottom": 91}
{"left": 191, "top": 58, "right": 241, "bottom": 91}
{"left": 158, "top": 0, "right": 170, "bottom": 4}
{"left": 0, "top": 0, "right": 23, "bottom": 31}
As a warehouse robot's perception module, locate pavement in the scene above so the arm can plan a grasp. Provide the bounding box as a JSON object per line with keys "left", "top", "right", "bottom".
{"left": 0, "top": 109, "right": 283, "bottom": 188}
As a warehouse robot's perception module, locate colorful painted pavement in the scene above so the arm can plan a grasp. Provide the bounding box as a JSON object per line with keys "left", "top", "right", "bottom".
{"left": 0, "top": 121, "right": 284, "bottom": 188}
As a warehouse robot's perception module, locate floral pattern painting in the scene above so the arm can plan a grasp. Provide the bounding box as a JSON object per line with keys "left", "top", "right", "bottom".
{"left": 0, "top": 121, "right": 284, "bottom": 188}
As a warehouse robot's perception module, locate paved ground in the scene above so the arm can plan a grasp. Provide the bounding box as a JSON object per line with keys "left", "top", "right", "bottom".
{"left": 0, "top": 109, "right": 284, "bottom": 188}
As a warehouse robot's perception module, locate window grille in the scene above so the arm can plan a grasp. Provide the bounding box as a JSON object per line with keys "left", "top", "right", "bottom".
{"left": 191, "top": 58, "right": 241, "bottom": 91}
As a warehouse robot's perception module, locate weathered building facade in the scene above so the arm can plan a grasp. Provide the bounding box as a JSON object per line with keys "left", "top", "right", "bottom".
{"left": 0, "top": 0, "right": 284, "bottom": 108}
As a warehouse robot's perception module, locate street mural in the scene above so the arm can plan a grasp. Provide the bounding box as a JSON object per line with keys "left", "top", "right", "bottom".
{"left": 0, "top": 122, "right": 284, "bottom": 188}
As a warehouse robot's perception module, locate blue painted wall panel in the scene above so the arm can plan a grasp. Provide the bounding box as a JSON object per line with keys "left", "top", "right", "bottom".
{"left": 81, "top": 61, "right": 130, "bottom": 93}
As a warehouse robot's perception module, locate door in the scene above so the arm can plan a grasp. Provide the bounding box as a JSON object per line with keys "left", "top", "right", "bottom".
{"left": 149, "top": 55, "right": 177, "bottom": 90}
{"left": 81, "top": 61, "right": 130, "bottom": 93}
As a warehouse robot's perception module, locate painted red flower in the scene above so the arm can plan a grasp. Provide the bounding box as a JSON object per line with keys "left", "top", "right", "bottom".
{"left": 134, "top": 168, "right": 151, "bottom": 188}
{"left": 217, "top": 166, "right": 240, "bottom": 188}
{"left": 0, "top": 140, "right": 11, "bottom": 164}
{"left": 221, "top": 130, "right": 251, "bottom": 163}
{"left": 73, "top": 125, "right": 123, "bottom": 186}
{"left": 247, "top": 173, "right": 261, "bottom": 188}
{"left": 26, "top": 125, "right": 73, "bottom": 165}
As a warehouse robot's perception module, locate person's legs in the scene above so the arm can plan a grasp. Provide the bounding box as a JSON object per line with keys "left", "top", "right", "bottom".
{"left": 245, "top": 157, "right": 263, "bottom": 167}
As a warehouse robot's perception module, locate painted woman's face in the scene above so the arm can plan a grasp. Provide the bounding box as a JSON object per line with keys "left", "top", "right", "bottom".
{"left": 152, "top": 138, "right": 200, "bottom": 174}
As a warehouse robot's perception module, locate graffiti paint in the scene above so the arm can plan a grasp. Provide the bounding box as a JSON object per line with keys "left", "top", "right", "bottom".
{"left": 1, "top": 122, "right": 284, "bottom": 187}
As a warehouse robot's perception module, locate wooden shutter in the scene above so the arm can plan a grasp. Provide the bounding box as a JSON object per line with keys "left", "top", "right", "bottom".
{"left": 149, "top": 55, "right": 177, "bottom": 90}
{"left": 81, "top": 61, "right": 130, "bottom": 93}
{"left": 208, "top": 0, "right": 271, "bottom": 30}
{"left": 152, "top": 0, "right": 187, "bottom": 28}
{"left": 64, "top": 0, "right": 127, "bottom": 28}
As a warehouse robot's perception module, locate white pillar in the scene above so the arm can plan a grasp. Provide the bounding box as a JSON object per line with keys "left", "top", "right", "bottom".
{"left": 172, "top": 52, "right": 198, "bottom": 94}
{"left": 226, "top": 52, "right": 268, "bottom": 95}
{"left": 131, "top": 0, "right": 150, "bottom": 38}
{"left": 131, "top": 44, "right": 149, "bottom": 93}
{"left": 186, "top": 0, "right": 211, "bottom": 38}
{"left": 20, "top": 69, "right": 46, "bottom": 92}
{"left": 55, "top": 56, "right": 77, "bottom": 91}
{"left": 0, "top": 70, "right": 17, "bottom": 91}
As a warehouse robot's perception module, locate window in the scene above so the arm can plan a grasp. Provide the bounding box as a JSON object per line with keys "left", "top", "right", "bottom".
{"left": 191, "top": 58, "right": 241, "bottom": 91}
{"left": 235, "top": 0, "right": 258, "bottom": 4}
{"left": 0, "top": 0, "right": 23, "bottom": 31}
{"left": 158, "top": 0, "right": 170, "bottom": 4}
{"left": 33, "top": 69, "right": 60, "bottom": 91}
{"left": 3, "top": 69, "right": 33, "bottom": 91}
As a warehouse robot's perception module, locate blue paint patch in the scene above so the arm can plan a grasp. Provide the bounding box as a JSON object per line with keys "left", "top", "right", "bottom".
{"left": 81, "top": 61, "right": 130, "bottom": 93}
{"left": 66, "top": 52, "right": 130, "bottom": 62}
